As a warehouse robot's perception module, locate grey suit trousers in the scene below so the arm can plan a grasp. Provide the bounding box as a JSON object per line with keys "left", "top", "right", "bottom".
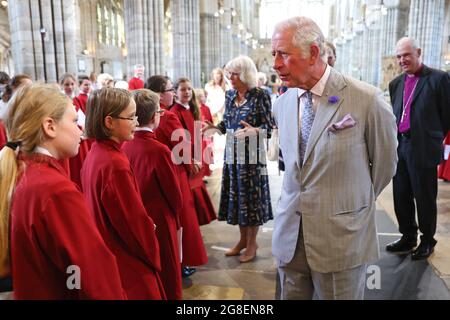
{"left": 277, "top": 223, "right": 367, "bottom": 300}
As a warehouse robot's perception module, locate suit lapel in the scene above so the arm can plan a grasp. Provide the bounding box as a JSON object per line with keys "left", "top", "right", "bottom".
{"left": 410, "top": 66, "right": 430, "bottom": 107}
{"left": 394, "top": 76, "right": 405, "bottom": 121}
{"left": 303, "top": 69, "right": 346, "bottom": 165}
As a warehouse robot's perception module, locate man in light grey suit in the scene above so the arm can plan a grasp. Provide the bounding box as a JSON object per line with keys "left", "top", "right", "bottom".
{"left": 271, "top": 17, "right": 398, "bottom": 300}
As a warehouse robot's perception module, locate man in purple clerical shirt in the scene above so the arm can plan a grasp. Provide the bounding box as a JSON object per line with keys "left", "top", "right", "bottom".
{"left": 387, "top": 37, "right": 450, "bottom": 260}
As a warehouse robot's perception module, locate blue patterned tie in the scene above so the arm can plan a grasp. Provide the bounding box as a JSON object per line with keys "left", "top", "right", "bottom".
{"left": 300, "top": 91, "right": 314, "bottom": 165}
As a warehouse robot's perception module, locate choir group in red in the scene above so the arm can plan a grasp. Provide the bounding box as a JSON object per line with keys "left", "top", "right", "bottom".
{"left": 0, "top": 70, "right": 217, "bottom": 300}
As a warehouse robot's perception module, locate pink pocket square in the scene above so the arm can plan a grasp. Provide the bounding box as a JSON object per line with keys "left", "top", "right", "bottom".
{"left": 327, "top": 114, "right": 356, "bottom": 133}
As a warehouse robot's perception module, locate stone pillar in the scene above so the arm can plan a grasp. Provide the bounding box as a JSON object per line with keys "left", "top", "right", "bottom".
{"left": 8, "top": 0, "right": 77, "bottom": 82}
{"left": 381, "top": 0, "right": 410, "bottom": 57}
{"left": 124, "top": 0, "right": 165, "bottom": 79}
{"left": 171, "top": 0, "right": 201, "bottom": 87}
{"left": 408, "top": 0, "right": 445, "bottom": 68}
{"left": 200, "top": 0, "right": 220, "bottom": 85}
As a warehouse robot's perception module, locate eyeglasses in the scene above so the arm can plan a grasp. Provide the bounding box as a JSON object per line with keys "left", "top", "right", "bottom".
{"left": 225, "top": 71, "right": 240, "bottom": 79}
{"left": 163, "top": 88, "right": 175, "bottom": 93}
{"left": 155, "top": 109, "right": 165, "bottom": 115}
{"left": 111, "top": 115, "right": 138, "bottom": 122}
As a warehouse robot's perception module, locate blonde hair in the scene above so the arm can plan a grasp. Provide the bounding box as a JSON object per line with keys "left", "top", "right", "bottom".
{"left": 0, "top": 84, "right": 70, "bottom": 277}
{"left": 208, "top": 68, "right": 226, "bottom": 92}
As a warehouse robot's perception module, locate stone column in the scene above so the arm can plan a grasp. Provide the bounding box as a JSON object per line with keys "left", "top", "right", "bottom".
{"left": 200, "top": 0, "right": 220, "bottom": 85}
{"left": 171, "top": 0, "right": 201, "bottom": 87}
{"left": 219, "top": 0, "right": 233, "bottom": 66}
{"left": 408, "top": 0, "right": 445, "bottom": 68}
{"left": 8, "top": 0, "right": 77, "bottom": 82}
{"left": 381, "top": 0, "right": 410, "bottom": 57}
{"left": 124, "top": 0, "right": 165, "bottom": 79}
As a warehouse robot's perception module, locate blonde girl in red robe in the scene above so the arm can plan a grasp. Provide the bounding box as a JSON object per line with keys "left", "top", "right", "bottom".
{"left": 0, "top": 84, "right": 125, "bottom": 299}
{"left": 81, "top": 88, "right": 165, "bottom": 299}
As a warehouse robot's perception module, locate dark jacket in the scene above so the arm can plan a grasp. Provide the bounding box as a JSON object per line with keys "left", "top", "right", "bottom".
{"left": 389, "top": 65, "right": 450, "bottom": 168}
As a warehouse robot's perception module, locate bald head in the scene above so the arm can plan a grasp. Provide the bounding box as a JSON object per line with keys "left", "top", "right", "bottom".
{"left": 396, "top": 37, "right": 422, "bottom": 75}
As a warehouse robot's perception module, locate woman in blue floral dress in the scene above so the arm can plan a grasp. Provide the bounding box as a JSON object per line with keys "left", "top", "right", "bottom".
{"left": 204, "top": 55, "right": 274, "bottom": 263}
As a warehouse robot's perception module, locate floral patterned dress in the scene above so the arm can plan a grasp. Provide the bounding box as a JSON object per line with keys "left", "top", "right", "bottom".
{"left": 217, "top": 87, "right": 274, "bottom": 226}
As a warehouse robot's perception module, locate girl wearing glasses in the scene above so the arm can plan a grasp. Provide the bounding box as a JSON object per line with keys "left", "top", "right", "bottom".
{"left": 0, "top": 84, "right": 125, "bottom": 299}
{"left": 145, "top": 75, "right": 208, "bottom": 278}
{"left": 81, "top": 88, "right": 165, "bottom": 299}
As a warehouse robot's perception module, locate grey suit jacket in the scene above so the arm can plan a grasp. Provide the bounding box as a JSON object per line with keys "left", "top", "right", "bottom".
{"left": 272, "top": 68, "right": 398, "bottom": 273}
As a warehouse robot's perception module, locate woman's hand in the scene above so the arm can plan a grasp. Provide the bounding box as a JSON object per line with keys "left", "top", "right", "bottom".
{"left": 202, "top": 120, "right": 221, "bottom": 137}
{"left": 234, "top": 121, "right": 259, "bottom": 140}
{"left": 192, "top": 163, "right": 202, "bottom": 175}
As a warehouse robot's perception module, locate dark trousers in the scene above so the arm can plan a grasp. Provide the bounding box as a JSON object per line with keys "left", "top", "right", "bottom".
{"left": 393, "top": 135, "right": 437, "bottom": 245}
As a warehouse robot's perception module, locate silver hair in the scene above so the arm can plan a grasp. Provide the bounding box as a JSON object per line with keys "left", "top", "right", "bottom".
{"left": 225, "top": 55, "right": 258, "bottom": 88}
{"left": 257, "top": 72, "right": 267, "bottom": 85}
{"left": 397, "top": 37, "right": 421, "bottom": 50}
{"left": 274, "top": 16, "right": 325, "bottom": 59}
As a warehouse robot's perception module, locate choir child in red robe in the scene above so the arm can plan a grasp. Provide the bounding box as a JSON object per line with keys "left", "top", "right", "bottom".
{"left": 172, "top": 78, "right": 217, "bottom": 227}
{"left": 0, "top": 84, "right": 126, "bottom": 299}
{"left": 128, "top": 64, "right": 145, "bottom": 91}
{"left": 145, "top": 75, "right": 208, "bottom": 277}
{"left": 123, "top": 89, "right": 183, "bottom": 299}
{"left": 81, "top": 87, "right": 165, "bottom": 299}
{"left": 69, "top": 75, "right": 93, "bottom": 189}
{"left": 0, "top": 121, "right": 6, "bottom": 150}
{"left": 438, "top": 132, "right": 450, "bottom": 181}
{"left": 194, "top": 88, "right": 214, "bottom": 177}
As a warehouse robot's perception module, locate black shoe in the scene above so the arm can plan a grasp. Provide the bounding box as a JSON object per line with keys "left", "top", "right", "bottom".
{"left": 181, "top": 266, "right": 196, "bottom": 278}
{"left": 386, "top": 237, "right": 417, "bottom": 253}
{"left": 411, "top": 242, "right": 435, "bottom": 260}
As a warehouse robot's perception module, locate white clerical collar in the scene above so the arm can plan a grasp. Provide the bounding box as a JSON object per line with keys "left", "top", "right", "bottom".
{"left": 297, "top": 64, "right": 332, "bottom": 98}
{"left": 134, "top": 127, "right": 153, "bottom": 133}
{"left": 34, "top": 146, "right": 54, "bottom": 157}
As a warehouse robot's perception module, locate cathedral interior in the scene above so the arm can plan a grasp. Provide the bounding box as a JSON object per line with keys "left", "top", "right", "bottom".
{"left": 1, "top": 0, "right": 449, "bottom": 89}
{"left": 1, "top": 0, "right": 450, "bottom": 301}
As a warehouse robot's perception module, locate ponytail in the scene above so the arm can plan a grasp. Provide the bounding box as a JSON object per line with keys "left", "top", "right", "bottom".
{"left": 0, "top": 145, "right": 19, "bottom": 278}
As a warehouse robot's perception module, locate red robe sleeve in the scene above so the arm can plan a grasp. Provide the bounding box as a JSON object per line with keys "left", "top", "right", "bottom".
{"left": 155, "top": 147, "right": 183, "bottom": 225}
{"left": 0, "top": 121, "right": 6, "bottom": 150}
{"left": 37, "top": 187, "right": 126, "bottom": 299}
{"left": 101, "top": 168, "right": 161, "bottom": 271}
{"left": 159, "top": 112, "right": 193, "bottom": 174}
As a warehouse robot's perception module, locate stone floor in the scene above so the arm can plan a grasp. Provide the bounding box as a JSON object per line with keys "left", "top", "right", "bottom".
{"left": 1, "top": 136, "right": 449, "bottom": 300}
{"left": 183, "top": 139, "right": 450, "bottom": 300}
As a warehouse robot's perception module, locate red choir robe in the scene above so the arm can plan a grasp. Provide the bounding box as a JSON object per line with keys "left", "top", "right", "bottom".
{"left": 81, "top": 139, "right": 165, "bottom": 299}
{"left": 438, "top": 132, "right": 450, "bottom": 181}
{"left": 154, "top": 107, "right": 208, "bottom": 266}
{"left": 69, "top": 93, "right": 93, "bottom": 189}
{"left": 200, "top": 103, "right": 214, "bottom": 177}
{"left": 122, "top": 130, "right": 183, "bottom": 300}
{"left": 171, "top": 103, "right": 217, "bottom": 226}
{"left": 0, "top": 121, "right": 7, "bottom": 150}
{"left": 10, "top": 152, "right": 126, "bottom": 299}
{"left": 128, "top": 77, "right": 144, "bottom": 91}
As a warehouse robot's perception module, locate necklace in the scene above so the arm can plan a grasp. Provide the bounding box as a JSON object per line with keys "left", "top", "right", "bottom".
{"left": 401, "top": 79, "right": 419, "bottom": 123}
